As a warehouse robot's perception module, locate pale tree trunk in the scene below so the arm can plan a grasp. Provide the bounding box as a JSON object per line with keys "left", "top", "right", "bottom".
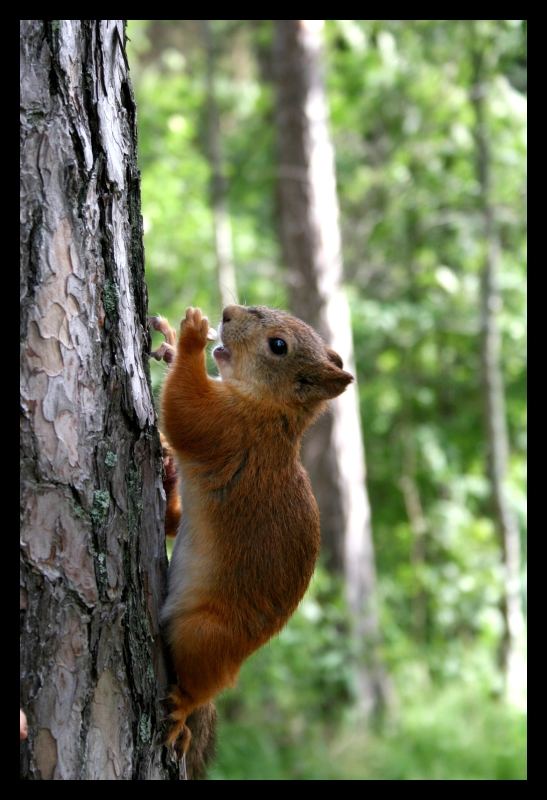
{"left": 399, "top": 434, "right": 429, "bottom": 643}
{"left": 201, "top": 19, "right": 238, "bottom": 308}
{"left": 20, "top": 19, "right": 183, "bottom": 779}
{"left": 399, "top": 220, "right": 429, "bottom": 644}
{"left": 274, "top": 19, "right": 390, "bottom": 718}
{"left": 470, "top": 41, "right": 526, "bottom": 708}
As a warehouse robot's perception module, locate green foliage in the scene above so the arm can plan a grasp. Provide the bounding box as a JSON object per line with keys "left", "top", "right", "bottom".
{"left": 127, "top": 20, "right": 526, "bottom": 780}
{"left": 209, "top": 569, "right": 525, "bottom": 780}
{"left": 211, "top": 685, "right": 525, "bottom": 780}
{"left": 325, "top": 18, "right": 526, "bottom": 657}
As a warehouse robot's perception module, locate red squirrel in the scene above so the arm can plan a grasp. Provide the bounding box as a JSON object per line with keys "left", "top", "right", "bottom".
{"left": 151, "top": 305, "right": 353, "bottom": 758}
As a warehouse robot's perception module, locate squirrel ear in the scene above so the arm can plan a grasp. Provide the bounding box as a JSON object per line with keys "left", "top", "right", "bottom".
{"left": 296, "top": 357, "right": 353, "bottom": 402}
{"left": 326, "top": 348, "right": 344, "bottom": 370}
{"left": 320, "top": 362, "right": 354, "bottom": 399}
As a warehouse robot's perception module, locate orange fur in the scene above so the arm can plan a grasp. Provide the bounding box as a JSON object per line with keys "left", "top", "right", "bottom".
{"left": 159, "top": 305, "right": 353, "bottom": 755}
{"left": 160, "top": 432, "right": 182, "bottom": 538}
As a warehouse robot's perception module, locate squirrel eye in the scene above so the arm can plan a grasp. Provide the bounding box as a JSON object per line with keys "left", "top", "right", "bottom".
{"left": 268, "top": 337, "right": 288, "bottom": 356}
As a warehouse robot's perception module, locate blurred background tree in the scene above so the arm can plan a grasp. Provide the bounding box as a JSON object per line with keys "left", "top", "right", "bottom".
{"left": 274, "top": 18, "right": 390, "bottom": 720}
{"left": 127, "top": 19, "right": 526, "bottom": 780}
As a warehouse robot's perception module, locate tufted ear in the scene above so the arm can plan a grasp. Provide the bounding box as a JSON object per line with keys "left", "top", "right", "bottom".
{"left": 296, "top": 351, "right": 353, "bottom": 402}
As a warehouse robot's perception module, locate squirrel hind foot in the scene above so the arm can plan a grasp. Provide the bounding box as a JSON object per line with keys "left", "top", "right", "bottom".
{"left": 165, "top": 719, "right": 192, "bottom": 758}
{"left": 164, "top": 686, "right": 193, "bottom": 758}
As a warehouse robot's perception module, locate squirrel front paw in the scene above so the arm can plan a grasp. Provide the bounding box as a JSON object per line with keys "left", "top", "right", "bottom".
{"left": 178, "top": 307, "right": 211, "bottom": 355}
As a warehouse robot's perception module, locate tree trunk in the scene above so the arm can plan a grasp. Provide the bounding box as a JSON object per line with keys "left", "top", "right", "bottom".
{"left": 273, "top": 19, "right": 389, "bottom": 718}
{"left": 470, "top": 38, "right": 526, "bottom": 707}
{"left": 201, "top": 19, "right": 238, "bottom": 308}
{"left": 399, "top": 435, "right": 429, "bottom": 644}
{"left": 399, "top": 214, "right": 429, "bottom": 645}
{"left": 20, "top": 20, "right": 182, "bottom": 779}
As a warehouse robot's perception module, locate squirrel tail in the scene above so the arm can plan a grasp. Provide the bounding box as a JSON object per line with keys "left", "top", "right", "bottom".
{"left": 185, "top": 702, "right": 217, "bottom": 779}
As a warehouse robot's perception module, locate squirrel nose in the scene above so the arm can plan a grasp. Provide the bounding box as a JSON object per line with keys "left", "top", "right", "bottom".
{"left": 222, "top": 305, "right": 240, "bottom": 324}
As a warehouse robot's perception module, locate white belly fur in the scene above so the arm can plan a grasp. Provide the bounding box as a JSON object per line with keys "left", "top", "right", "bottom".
{"left": 160, "top": 461, "right": 212, "bottom": 626}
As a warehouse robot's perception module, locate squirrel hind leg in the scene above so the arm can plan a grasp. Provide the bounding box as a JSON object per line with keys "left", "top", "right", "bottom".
{"left": 165, "top": 687, "right": 193, "bottom": 757}
{"left": 161, "top": 434, "right": 182, "bottom": 537}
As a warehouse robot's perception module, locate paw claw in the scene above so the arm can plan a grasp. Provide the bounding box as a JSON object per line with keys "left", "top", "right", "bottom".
{"left": 150, "top": 342, "right": 175, "bottom": 364}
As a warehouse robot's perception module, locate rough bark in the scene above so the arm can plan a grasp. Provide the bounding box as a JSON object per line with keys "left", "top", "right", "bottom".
{"left": 470, "top": 39, "right": 526, "bottom": 707}
{"left": 20, "top": 19, "right": 183, "bottom": 779}
{"left": 201, "top": 19, "right": 238, "bottom": 308}
{"left": 274, "top": 19, "right": 389, "bottom": 717}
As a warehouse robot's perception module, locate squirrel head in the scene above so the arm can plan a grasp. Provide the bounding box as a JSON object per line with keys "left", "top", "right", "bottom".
{"left": 213, "top": 305, "right": 353, "bottom": 411}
